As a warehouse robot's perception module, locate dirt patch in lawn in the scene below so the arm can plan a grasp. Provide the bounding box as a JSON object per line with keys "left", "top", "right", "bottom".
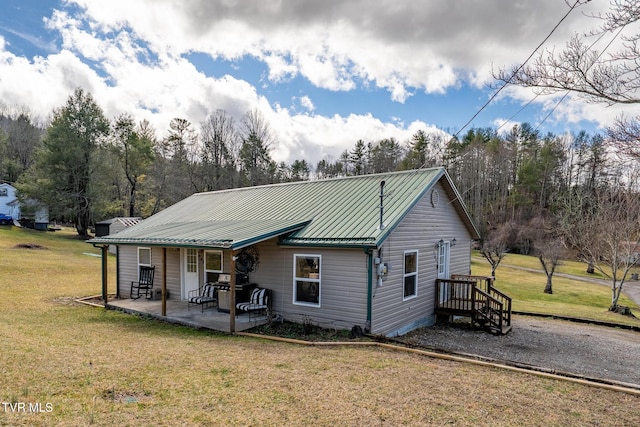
{"left": 13, "top": 243, "right": 48, "bottom": 250}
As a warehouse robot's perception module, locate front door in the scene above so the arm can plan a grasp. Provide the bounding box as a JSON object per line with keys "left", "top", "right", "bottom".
{"left": 437, "top": 241, "right": 451, "bottom": 303}
{"left": 182, "top": 248, "right": 200, "bottom": 299}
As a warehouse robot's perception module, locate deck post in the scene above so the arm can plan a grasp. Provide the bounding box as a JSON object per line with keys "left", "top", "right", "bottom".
{"left": 229, "top": 250, "right": 236, "bottom": 333}
{"left": 101, "top": 245, "right": 108, "bottom": 306}
{"left": 162, "top": 247, "right": 167, "bottom": 316}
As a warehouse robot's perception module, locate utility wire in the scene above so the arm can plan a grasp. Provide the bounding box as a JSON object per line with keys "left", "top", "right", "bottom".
{"left": 533, "top": 21, "right": 626, "bottom": 132}
{"left": 448, "top": 16, "right": 627, "bottom": 211}
{"left": 452, "top": 0, "right": 586, "bottom": 140}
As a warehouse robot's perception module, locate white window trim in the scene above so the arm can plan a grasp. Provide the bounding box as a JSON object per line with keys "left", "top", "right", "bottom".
{"left": 437, "top": 241, "right": 450, "bottom": 279}
{"left": 137, "top": 247, "right": 152, "bottom": 267}
{"left": 293, "top": 253, "right": 321, "bottom": 307}
{"left": 204, "top": 250, "right": 224, "bottom": 274}
{"left": 137, "top": 247, "right": 152, "bottom": 281}
{"left": 186, "top": 248, "right": 198, "bottom": 274}
{"left": 403, "top": 249, "right": 418, "bottom": 301}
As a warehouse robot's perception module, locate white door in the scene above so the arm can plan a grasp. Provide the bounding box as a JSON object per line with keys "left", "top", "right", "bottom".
{"left": 437, "top": 241, "right": 451, "bottom": 303}
{"left": 182, "top": 248, "right": 200, "bottom": 299}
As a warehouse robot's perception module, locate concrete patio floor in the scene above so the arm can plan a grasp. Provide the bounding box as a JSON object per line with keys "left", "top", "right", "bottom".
{"left": 105, "top": 297, "right": 267, "bottom": 333}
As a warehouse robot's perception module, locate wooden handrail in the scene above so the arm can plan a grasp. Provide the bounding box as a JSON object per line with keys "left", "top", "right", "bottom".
{"left": 472, "top": 286, "right": 505, "bottom": 333}
{"left": 436, "top": 276, "right": 512, "bottom": 334}
{"left": 487, "top": 286, "right": 512, "bottom": 328}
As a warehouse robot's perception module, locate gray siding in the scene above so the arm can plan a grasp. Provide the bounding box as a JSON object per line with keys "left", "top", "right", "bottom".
{"left": 113, "top": 180, "right": 473, "bottom": 336}
{"left": 117, "top": 246, "right": 180, "bottom": 299}
{"left": 117, "top": 246, "right": 137, "bottom": 298}
{"left": 371, "top": 181, "right": 473, "bottom": 336}
{"left": 251, "top": 239, "right": 369, "bottom": 331}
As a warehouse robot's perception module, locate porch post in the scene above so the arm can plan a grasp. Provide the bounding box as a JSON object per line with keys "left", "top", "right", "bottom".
{"left": 101, "top": 245, "right": 108, "bottom": 307}
{"left": 229, "top": 250, "right": 236, "bottom": 333}
{"left": 162, "top": 247, "right": 167, "bottom": 316}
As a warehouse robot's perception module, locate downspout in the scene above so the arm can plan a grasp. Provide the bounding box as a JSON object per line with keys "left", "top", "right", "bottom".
{"left": 100, "top": 245, "right": 108, "bottom": 306}
{"left": 116, "top": 245, "right": 121, "bottom": 298}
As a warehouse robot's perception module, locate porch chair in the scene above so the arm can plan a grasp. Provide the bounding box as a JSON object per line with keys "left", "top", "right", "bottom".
{"left": 188, "top": 283, "right": 219, "bottom": 312}
{"left": 236, "top": 287, "right": 271, "bottom": 321}
{"left": 130, "top": 266, "right": 155, "bottom": 299}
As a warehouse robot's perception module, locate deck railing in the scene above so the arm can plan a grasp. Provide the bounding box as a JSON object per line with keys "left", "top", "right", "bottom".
{"left": 436, "top": 275, "right": 512, "bottom": 334}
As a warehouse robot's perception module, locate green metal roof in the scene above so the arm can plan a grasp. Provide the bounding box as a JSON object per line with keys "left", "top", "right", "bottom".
{"left": 89, "top": 167, "right": 480, "bottom": 249}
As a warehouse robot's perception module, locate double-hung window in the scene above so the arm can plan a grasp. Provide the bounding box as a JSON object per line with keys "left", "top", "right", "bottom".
{"left": 293, "top": 254, "right": 321, "bottom": 306}
{"left": 403, "top": 250, "right": 418, "bottom": 299}
{"left": 204, "top": 250, "right": 223, "bottom": 282}
{"left": 137, "top": 247, "right": 152, "bottom": 279}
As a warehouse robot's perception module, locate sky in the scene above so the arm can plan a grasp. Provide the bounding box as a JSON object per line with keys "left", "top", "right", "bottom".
{"left": 0, "top": 0, "right": 637, "bottom": 165}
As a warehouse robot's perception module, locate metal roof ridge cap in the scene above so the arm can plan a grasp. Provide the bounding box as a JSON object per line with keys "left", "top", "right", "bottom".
{"left": 192, "top": 167, "right": 443, "bottom": 196}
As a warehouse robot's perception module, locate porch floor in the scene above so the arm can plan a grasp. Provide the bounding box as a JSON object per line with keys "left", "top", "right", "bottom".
{"left": 106, "top": 298, "right": 267, "bottom": 333}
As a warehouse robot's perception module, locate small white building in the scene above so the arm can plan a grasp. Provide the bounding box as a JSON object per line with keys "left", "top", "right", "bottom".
{"left": 0, "top": 182, "right": 49, "bottom": 230}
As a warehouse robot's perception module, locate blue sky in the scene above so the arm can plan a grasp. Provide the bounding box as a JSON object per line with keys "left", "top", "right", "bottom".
{"left": 0, "top": 0, "right": 631, "bottom": 164}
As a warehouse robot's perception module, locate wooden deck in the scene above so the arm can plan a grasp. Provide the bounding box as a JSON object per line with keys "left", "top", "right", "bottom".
{"left": 104, "top": 298, "right": 269, "bottom": 333}
{"left": 436, "top": 275, "right": 512, "bottom": 334}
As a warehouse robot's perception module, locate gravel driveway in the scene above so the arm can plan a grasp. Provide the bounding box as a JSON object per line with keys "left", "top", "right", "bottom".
{"left": 402, "top": 315, "right": 640, "bottom": 388}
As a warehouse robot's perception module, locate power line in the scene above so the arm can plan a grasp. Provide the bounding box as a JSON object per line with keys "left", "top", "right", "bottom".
{"left": 533, "top": 21, "right": 627, "bottom": 132}
{"left": 452, "top": 0, "right": 586, "bottom": 140}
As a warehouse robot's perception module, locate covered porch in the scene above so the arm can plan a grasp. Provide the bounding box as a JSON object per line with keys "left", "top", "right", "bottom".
{"left": 105, "top": 297, "right": 269, "bottom": 333}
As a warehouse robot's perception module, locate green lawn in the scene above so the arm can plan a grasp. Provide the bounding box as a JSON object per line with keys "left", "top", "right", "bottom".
{"left": 1, "top": 226, "right": 638, "bottom": 426}
{"left": 484, "top": 251, "right": 608, "bottom": 279}
{"left": 472, "top": 253, "right": 640, "bottom": 327}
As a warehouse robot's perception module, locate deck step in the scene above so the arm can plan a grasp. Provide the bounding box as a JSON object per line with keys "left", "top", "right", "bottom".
{"left": 499, "top": 324, "right": 512, "bottom": 335}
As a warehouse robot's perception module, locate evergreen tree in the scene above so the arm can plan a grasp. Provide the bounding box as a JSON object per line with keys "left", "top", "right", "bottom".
{"left": 19, "top": 88, "right": 109, "bottom": 236}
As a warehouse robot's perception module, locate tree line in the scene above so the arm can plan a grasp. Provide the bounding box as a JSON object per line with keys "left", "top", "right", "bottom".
{"left": 0, "top": 86, "right": 619, "bottom": 241}
{"left": 1, "top": 87, "right": 637, "bottom": 311}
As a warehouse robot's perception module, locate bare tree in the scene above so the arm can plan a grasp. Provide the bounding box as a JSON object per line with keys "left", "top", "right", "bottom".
{"left": 238, "top": 109, "right": 275, "bottom": 186}
{"left": 494, "top": 0, "right": 640, "bottom": 142}
{"left": 480, "top": 223, "right": 512, "bottom": 278}
{"left": 112, "top": 114, "right": 154, "bottom": 217}
{"left": 537, "top": 238, "right": 563, "bottom": 294}
{"left": 200, "top": 109, "right": 236, "bottom": 190}
{"left": 560, "top": 179, "right": 640, "bottom": 311}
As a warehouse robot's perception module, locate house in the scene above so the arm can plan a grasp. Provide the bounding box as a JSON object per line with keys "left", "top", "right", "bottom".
{"left": 89, "top": 167, "right": 483, "bottom": 336}
{"left": 0, "top": 182, "right": 49, "bottom": 230}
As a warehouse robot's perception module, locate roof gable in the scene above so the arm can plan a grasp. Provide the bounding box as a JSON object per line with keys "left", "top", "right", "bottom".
{"left": 90, "top": 167, "right": 479, "bottom": 249}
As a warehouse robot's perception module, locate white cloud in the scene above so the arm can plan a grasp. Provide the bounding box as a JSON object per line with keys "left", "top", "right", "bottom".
{"left": 298, "top": 96, "right": 314, "bottom": 112}
{"left": 0, "top": 0, "right": 632, "bottom": 167}
{"left": 67, "top": 0, "right": 602, "bottom": 98}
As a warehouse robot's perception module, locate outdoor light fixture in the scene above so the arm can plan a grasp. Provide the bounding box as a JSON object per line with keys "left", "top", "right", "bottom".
{"left": 452, "top": 238, "right": 457, "bottom": 247}
{"left": 436, "top": 239, "right": 444, "bottom": 249}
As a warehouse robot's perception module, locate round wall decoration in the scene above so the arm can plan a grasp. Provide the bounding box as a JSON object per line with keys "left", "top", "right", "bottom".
{"left": 430, "top": 189, "right": 440, "bottom": 207}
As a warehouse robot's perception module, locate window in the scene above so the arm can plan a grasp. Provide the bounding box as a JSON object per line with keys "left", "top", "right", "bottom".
{"left": 137, "top": 247, "right": 152, "bottom": 280}
{"left": 186, "top": 248, "right": 198, "bottom": 273}
{"left": 204, "top": 250, "right": 223, "bottom": 282}
{"left": 437, "top": 242, "right": 450, "bottom": 279}
{"left": 293, "top": 254, "right": 321, "bottom": 306}
{"left": 138, "top": 247, "right": 151, "bottom": 267}
{"left": 403, "top": 250, "right": 418, "bottom": 299}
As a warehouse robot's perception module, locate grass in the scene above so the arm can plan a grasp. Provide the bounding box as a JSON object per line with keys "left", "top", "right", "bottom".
{"left": 1, "top": 226, "right": 639, "bottom": 426}
{"left": 472, "top": 253, "right": 640, "bottom": 327}
{"left": 489, "top": 251, "right": 608, "bottom": 280}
